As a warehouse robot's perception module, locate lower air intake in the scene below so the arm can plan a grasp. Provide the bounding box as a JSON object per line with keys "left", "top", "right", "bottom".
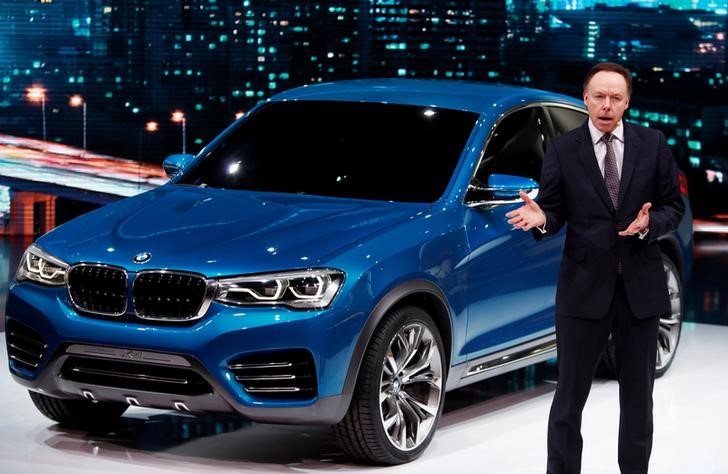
{"left": 60, "top": 356, "right": 213, "bottom": 396}
{"left": 6, "top": 319, "right": 47, "bottom": 372}
{"left": 228, "top": 349, "right": 317, "bottom": 400}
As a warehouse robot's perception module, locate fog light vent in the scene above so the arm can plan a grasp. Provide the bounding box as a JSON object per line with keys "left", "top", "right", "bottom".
{"left": 228, "top": 349, "right": 317, "bottom": 400}
{"left": 6, "top": 319, "right": 47, "bottom": 372}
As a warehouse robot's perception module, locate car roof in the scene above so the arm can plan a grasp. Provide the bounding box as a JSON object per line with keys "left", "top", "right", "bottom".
{"left": 270, "top": 78, "right": 583, "bottom": 114}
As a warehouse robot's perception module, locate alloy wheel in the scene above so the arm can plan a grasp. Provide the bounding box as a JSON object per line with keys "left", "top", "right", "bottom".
{"left": 657, "top": 259, "right": 682, "bottom": 371}
{"left": 379, "top": 322, "right": 443, "bottom": 451}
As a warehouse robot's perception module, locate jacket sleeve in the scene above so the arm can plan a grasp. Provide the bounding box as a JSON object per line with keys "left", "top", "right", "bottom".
{"left": 647, "top": 131, "right": 685, "bottom": 241}
{"left": 532, "top": 139, "right": 566, "bottom": 241}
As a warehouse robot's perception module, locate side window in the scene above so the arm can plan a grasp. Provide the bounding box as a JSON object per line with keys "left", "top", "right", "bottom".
{"left": 473, "top": 106, "right": 548, "bottom": 184}
{"left": 548, "top": 106, "right": 587, "bottom": 136}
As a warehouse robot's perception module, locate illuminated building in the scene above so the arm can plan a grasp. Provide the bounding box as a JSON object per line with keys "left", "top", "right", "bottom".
{"left": 0, "top": 0, "right": 725, "bottom": 199}
{"left": 365, "top": 0, "right": 506, "bottom": 80}
{"left": 548, "top": 4, "right": 725, "bottom": 69}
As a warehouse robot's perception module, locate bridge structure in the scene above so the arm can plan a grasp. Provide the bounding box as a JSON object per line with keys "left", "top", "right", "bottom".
{"left": 0, "top": 134, "right": 168, "bottom": 236}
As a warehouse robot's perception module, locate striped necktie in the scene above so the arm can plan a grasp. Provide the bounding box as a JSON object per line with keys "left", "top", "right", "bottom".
{"left": 601, "top": 132, "right": 623, "bottom": 273}
{"left": 601, "top": 132, "right": 620, "bottom": 209}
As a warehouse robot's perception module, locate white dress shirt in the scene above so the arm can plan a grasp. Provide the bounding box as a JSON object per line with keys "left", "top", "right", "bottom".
{"left": 588, "top": 119, "right": 625, "bottom": 179}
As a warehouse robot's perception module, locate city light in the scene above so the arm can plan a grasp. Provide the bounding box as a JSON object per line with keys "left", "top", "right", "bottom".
{"left": 0, "top": 134, "right": 168, "bottom": 199}
{"left": 69, "top": 95, "right": 87, "bottom": 150}
{"left": 26, "top": 85, "right": 47, "bottom": 141}
{"left": 138, "top": 121, "right": 159, "bottom": 162}
{"left": 68, "top": 95, "right": 83, "bottom": 107}
{"left": 2, "top": 0, "right": 726, "bottom": 222}
{"left": 171, "top": 111, "right": 185, "bottom": 123}
{"left": 26, "top": 86, "right": 46, "bottom": 103}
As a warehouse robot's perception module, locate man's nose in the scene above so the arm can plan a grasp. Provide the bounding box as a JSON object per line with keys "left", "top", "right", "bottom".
{"left": 602, "top": 97, "right": 612, "bottom": 110}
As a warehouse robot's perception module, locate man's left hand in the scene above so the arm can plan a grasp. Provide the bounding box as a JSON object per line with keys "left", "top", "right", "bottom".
{"left": 618, "top": 202, "right": 651, "bottom": 237}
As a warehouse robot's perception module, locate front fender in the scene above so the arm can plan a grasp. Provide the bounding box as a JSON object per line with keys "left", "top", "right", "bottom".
{"left": 332, "top": 279, "right": 454, "bottom": 422}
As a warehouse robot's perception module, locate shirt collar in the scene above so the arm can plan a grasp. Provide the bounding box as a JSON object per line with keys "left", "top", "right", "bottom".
{"left": 588, "top": 118, "right": 624, "bottom": 145}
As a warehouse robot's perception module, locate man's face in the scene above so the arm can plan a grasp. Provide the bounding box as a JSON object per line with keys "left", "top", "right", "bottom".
{"left": 583, "top": 71, "right": 630, "bottom": 133}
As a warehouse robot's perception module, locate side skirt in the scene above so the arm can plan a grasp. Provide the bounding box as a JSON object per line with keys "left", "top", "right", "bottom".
{"left": 446, "top": 334, "right": 556, "bottom": 390}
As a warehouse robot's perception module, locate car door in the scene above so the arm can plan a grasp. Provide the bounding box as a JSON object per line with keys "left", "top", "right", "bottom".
{"left": 462, "top": 105, "right": 564, "bottom": 360}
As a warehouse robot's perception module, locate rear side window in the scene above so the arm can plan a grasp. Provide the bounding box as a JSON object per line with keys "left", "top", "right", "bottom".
{"left": 548, "top": 106, "right": 587, "bottom": 136}
{"left": 473, "top": 106, "right": 548, "bottom": 183}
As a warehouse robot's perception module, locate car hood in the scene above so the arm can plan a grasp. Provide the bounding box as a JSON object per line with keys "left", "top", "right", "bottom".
{"left": 38, "top": 185, "right": 429, "bottom": 276}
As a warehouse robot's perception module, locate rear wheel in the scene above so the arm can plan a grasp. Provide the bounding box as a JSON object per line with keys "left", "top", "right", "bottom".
{"left": 29, "top": 391, "right": 128, "bottom": 429}
{"left": 335, "top": 306, "right": 446, "bottom": 464}
{"left": 601, "top": 254, "right": 683, "bottom": 378}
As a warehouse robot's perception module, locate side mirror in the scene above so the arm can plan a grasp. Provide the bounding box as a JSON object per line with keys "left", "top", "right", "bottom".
{"left": 466, "top": 173, "right": 539, "bottom": 209}
{"left": 162, "top": 153, "right": 196, "bottom": 178}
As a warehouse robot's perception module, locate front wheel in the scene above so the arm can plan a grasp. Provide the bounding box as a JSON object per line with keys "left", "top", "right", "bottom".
{"left": 601, "top": 254, "right": 683, "bottom": 378}
{"left": 334, "top": 306, "right": 446, "bottom": 465}
{"left": 654, "top": 255, "right": 683, "bottom": 376}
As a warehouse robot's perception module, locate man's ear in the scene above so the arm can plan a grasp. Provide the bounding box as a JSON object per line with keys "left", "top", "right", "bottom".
{"left": 582, "top": 90, "right": 589, "bottom": 107}
{"left": 625, "top": 95, "right": 630, "bottom": 109}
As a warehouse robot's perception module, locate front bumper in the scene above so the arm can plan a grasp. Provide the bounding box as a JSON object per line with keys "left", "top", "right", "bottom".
{"left": 5, "top": 282, "right": 369, "bottom": 425}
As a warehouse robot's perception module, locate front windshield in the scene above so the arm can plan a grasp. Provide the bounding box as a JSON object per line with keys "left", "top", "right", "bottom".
{"left": 177, "top": 100, "right": 479, "bottom": 202}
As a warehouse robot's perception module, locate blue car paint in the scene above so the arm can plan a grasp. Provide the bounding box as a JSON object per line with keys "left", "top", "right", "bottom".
{"left": 5, "top": 79, "right": 692, "bottom": 423}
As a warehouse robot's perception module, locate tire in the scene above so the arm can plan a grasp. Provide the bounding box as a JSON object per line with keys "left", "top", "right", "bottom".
{"left": 28, "top": 391, "right": 128, "bottom": 429}
{"left": 600, "top": 254, "right": 683, "bottom": 378}
{"left": 334, "top": 306, "right": 446, "bottom": 465}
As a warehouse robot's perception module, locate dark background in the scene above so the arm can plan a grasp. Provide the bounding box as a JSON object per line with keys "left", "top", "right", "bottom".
{"left": 0, "top": 1, "right": 726, "bottom": 336}
{"left": 0, "top": 0, "right": 727, "bottom": 216}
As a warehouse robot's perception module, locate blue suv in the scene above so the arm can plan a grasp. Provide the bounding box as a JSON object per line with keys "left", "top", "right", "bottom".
{"left": 5, "top": 80, "right": 693, "bottom": 464}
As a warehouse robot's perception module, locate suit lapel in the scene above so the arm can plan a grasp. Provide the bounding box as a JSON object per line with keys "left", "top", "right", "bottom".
{"left": 575, "top": 123, "right": 614, "bottom": 213}
{"left": 618, "top": 123, "right": 641, "bottom": 212}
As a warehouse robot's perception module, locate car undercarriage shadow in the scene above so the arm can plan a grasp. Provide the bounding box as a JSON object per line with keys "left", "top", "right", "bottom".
{"left": 38, "top": 360, "right": 561, "bottom": 470}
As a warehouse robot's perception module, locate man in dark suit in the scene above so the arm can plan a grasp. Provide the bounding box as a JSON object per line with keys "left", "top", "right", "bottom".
{"left": 505, "top": 62, "right": 685, "bottom": 473}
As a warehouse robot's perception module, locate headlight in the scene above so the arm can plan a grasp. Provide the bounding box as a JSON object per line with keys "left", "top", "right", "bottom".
{"left": 215, "top": 269, "right": 344, "bottom": 309}
{"left": 16, "top": 244, "right": 69, "bottom": 286}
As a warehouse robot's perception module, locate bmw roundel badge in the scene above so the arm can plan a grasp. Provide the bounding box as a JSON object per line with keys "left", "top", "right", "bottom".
{"left": 132, "top": 252, "right": 152, "bottom": 264}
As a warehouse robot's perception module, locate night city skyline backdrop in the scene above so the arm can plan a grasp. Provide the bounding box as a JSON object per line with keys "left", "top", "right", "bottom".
{"left": 1, "top": 0, "right": 727, "bottom": 216}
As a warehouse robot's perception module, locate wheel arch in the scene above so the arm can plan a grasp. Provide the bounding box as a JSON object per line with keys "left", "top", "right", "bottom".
{"left": 658, "top": 234, "right": 684, "bottom": 279}
{"left": 336, "top": 279, "right": 454, "bottom": 421}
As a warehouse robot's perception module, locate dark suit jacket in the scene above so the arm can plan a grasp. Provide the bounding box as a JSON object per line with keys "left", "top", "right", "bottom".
{"left": 535, "top": 121, "right": 685, "bottom": 319}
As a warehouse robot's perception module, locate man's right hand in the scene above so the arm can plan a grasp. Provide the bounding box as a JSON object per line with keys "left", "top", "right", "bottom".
{"left": 505, "top": 191, "right": 546, "bottom": 231}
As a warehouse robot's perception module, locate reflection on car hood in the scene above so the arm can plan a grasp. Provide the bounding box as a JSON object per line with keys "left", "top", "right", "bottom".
{"left": 38, "top": 185, "right": 429, "bottom": 276}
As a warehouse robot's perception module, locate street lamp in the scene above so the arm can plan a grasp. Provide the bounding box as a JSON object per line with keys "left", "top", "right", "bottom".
{"left": 69, "top": 94, "right": 87, "bottom": 150}
{"left": 138, "top": 121, "right": 159, "bottom": 160}
{"left": 138, "top": 121, "right": 159, "bottom": 190}
{"left": 171, "top": 110, "right": 186, "bottom": 154}
{"left": 26, "top": 85, "right": 47, "bottom": 141}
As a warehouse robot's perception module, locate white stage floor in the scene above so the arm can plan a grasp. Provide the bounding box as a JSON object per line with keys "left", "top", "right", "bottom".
{"left": 1, "top": 322, "right": 726, "bottom": 474}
